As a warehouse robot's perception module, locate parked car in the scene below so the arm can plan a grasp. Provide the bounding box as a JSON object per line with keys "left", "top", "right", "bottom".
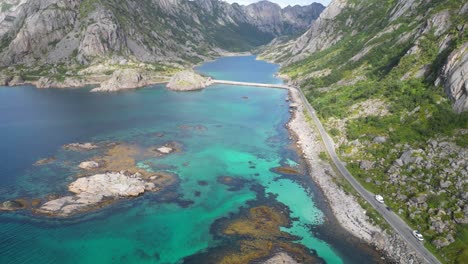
{"left": 412, "top": 230, "right": 424, "bottom": 241}
{"left": 375, "top": 194, "right": 384, "bottom": 203}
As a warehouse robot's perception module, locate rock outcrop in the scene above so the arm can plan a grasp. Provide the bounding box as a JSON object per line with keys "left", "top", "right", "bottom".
{"left": 243, "top": 1, "right": 324, "bottom": 36}
{"left": 166, "top": 70, "right": 211, "bottom": 91}
{"left": 91, "top": 69, "right": 152, "bottom": 92}
{"left": 36, "top": 171, "right": 174, "bottom": 217}
{"left": 436, "top": 43, "right": 468, "bottom": 113}
{"left": 262, "top": 252, "right": 299, "bottom": 264}
{"left": 290, "top": 0, "right": 347, "bottom": 59}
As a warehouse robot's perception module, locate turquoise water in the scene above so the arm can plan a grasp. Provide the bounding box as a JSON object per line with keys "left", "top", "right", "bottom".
{"left": 195, "top": 55, "right": 283, "bottom": 84}
{"left": 0, "top": 56, "right": 381, "bottom": 263}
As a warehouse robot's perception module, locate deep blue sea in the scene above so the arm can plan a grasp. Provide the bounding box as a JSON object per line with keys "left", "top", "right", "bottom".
{"left": 0, "top": 56, "right": 381, "bottom": 263}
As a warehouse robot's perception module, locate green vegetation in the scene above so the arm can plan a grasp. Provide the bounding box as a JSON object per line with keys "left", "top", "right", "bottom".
{"left": 0, "top": 35, "right": 12, "bottom": 53}
{"left": 278, "top": 0, "right": 467, "bottom": 263}
{"left": 79, "top": 0, "right": 102, "bottom": 18}
{"left": 318, "top": 151, "right": 328, "bottom": 161}
{"left": 1, "top": 3, "right": 13, "bottom": 13}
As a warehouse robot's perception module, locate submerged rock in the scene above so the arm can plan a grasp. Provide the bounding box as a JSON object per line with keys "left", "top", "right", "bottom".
{"left": 0, "top": 200, "right": 27, "bottom": 211}
{"left": 217, "top": 176, "right": 247, "bottom": 191}
{"left": 34, "top": 157, "right": 56, "bottom": 166}
{"left": 272, "top": 166, "right": 302, "bottom": 175}
{"left": 64, "top": 142, "right": 98, "bottom": 151}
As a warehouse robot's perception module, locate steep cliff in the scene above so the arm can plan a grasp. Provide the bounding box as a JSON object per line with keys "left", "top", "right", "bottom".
{"left": 243, "top": 1, "right": 324, "bottom": 36}
{"left": 260, "top": 0, "right": 468, "bottom": 263}
{"left": 0, "top": 0, "right": 324, "bottom": 69}
{"left": 261, "top": 0, "right": 467, "bottom": 113}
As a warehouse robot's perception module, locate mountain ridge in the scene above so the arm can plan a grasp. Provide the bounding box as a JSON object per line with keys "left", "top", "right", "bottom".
{"left": 259, "top": 1, "right": 467, "bottom": 263}
{"left": 0, "top": 0, "right": 324, "bottom": 67}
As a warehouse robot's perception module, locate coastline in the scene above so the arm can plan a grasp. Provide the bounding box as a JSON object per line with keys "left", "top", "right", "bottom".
{"left": 0, "top": 53, "right": 427, "bottom": 262}
{"left": 0, "top": 51, "right": 252, "bottom": 91}
{"left": 283, "top": 83, "right": 427, "bottom": 263}
{"left": 285, "top": 87, "right": 381, "bottom": 242}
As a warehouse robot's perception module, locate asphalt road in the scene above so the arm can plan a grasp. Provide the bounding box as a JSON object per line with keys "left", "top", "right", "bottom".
{"left": 292, "top": 86, "right": 441, "bottom": 264}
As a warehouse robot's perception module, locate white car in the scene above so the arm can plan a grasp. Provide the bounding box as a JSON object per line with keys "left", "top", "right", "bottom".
{"left": 375, "top": 194, "right": 384, "bottom": 203}
{"left": 412, "top": 230, "right": 424, "bottom": 241}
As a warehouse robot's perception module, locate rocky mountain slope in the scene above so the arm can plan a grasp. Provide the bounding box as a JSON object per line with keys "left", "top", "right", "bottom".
{"left": 0, "top": 0, "right": 324, "bottom": 85}
{"left": 260, "top": 0, "right": 467, "bottom": 263}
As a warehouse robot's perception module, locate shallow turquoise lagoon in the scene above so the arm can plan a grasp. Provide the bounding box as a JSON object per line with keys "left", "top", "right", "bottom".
{"left": 0, "top": 56, "right": 381, "bottom": 263}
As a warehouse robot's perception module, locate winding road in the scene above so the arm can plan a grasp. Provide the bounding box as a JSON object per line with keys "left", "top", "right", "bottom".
{"left": 212, "top": 79, "right": 441, "bottom": 264}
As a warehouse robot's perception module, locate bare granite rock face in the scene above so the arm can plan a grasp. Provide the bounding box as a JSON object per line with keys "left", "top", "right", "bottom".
{"left": 243, "top": 1, "right": 324, "bottom": 36}
{"left": 262, "top": 252, "right": 299, "bottom": 264}
{"left": 0, "top": 0, "right": 80, "bottom": 66}
{"left": 91, "top": 69, "right": 151, "bottom": 92}
{"left": 289, "top": 0, "right": 347, "bottom": 61}
{"left": 166, "top": 70, "right": 211, "bottom": 91}
{"left": 36, "top": 172, "right": 158, "bottom": 217}
{"left": 388, "top": 0, "right": 421, "bottom": 22}
{"left": 77, "top": 8, "right": 127, "bottom": 64}
{"left": 436, "top": 42, "right": 468, "bottom": 113}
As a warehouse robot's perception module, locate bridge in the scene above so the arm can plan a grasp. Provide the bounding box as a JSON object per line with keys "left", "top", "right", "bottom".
{"left": 210, "top": 79, "right": 291, "bottom": 90}
{"left": 209, "top": 78, "right": 441, "bottom": 264}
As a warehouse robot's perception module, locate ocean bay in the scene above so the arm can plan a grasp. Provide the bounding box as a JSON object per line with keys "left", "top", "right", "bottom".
{"left": 0, "top": 56, "right": 380, "bottom": 263}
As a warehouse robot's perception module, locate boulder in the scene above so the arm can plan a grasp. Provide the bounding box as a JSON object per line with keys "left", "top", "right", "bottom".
{"left": 432, "top": 237, "right": 450, "bottom": 248}
{"left": 360, "top": 160, "right": 375, "bottom": 170}
{"left": 373, "top": 136, "right": 388, "bottom": 143}
{"left": 78, "top": 161, "right": 99, "bottom": 170}
{"left": 400, "top": 150, "right": 418, "bottom": 165}
{"left": 156, "top": 146, "right": 173, "bottom": 154}
{"left": 440, "top": 181, "right": 452, "bottom": 189}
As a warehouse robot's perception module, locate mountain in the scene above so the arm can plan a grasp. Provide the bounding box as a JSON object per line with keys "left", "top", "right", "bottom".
{"left": 260, "top": 0, "right": 467, "bottom": 263}
{"left": 0, "top": 0, "right": 324, "bottom": 69}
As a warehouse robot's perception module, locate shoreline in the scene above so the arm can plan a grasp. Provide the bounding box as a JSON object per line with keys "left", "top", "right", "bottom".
{"left": 1, "top": 51, "right": 252, "bottom": 91}
{"left": 282, "top": 82, "right": 426, "bottom": 263}
{"left": 284, "top": 87, "right": 381, "bottom": 243}
{"left": 1, "top": 54, "right": 425, "bottom": 262}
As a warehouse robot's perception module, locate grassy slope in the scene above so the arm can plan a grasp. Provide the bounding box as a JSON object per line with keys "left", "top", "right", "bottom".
{"left": 279, "top": 0, "right": 468, "bottom": 263}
